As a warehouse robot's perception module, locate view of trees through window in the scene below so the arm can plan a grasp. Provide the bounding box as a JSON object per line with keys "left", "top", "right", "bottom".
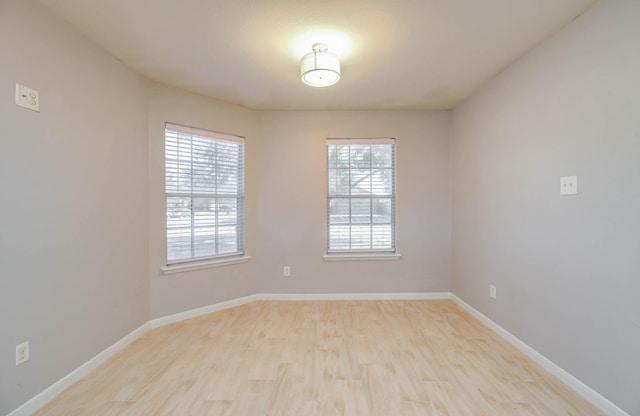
{"left": 165, "top": 125, "right": 244, "bottom": 263}
{"left": 327, "top": 141, "right": 395, "bottom": 251}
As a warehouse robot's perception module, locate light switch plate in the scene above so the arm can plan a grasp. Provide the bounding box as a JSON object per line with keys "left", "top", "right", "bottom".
{"left": 15, "top": 83, "right": 40, "bottom": 112}
{"left": 560, "top": 176, "right": 578, "bottom": 195}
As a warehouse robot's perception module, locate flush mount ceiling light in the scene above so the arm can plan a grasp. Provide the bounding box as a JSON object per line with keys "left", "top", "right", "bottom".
{"left": 300, "top": 43, "right": 341, "bottom": 87}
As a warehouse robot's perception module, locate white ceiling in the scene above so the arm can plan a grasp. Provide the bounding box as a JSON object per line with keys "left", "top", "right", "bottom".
{"left": 38, "top": 0, "right": 597, "bottom": 110}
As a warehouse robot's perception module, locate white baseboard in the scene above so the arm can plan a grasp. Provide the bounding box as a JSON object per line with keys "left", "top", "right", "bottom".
{"left": 148, "top": 292, "right": 451, "bottom": 328}
{"left": 7, "top": 322, "right": 149, "bottom": 416}
{"left": 12, "top": 292, "right": 625, "bottom": 416}
{"left": 255, "top": 292, "right": 452, "bottom": 301}
{"left": 450, "top": 294, "right": 629, "bottom": 416}
{"left": 149, "top": 294, "right": 258, "bottom": 328}
{"left": 11, "top": 291, "right": 447, "bottom": 415}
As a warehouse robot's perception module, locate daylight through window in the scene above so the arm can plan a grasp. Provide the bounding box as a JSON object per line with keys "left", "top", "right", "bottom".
{"left": 165, "top": 123, "right": 245, "bottom": 264}
{"left": 327, "top": 138, "right": 396, "bottom": 252}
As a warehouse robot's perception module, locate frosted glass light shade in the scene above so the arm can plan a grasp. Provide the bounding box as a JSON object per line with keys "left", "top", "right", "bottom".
{"left": 300, "top": 43, "right": 340, "bottom": 87}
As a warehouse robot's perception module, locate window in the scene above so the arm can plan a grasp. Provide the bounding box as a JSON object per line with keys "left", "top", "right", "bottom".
{"left": 164, "top": 123, "right": 245, "bottom": 264}
{"left": 327, "top": 138, "right": 396, "bottom": 252}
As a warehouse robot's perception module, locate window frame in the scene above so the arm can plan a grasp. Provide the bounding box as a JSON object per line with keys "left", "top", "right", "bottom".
{"left": 326, "top": 138, "right": 397, "bottom": 255}
{"left": 163, "top": 122, "right": 246, "bottom": 267}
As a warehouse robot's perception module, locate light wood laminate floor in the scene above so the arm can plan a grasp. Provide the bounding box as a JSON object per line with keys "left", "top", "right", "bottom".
{"left": 36, "top": 300, "right": 603, "bottom": 415}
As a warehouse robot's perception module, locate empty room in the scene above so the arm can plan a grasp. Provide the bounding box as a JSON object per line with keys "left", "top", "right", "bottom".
{"left": 1, "top": 0, "right": 638, "bottom": 415}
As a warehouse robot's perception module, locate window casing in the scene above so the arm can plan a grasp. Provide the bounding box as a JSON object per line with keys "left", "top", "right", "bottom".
{"left": 164, "top": 123, "right": 245, "bottom": 265}
{"left": 327, "top": 138, "right": 396, "bottom": 253}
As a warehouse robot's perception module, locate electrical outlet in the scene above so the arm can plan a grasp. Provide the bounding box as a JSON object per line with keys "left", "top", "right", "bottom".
{"left": 16, "top": 341, "right": 29, "bottom": 366}
{"left": 283, "top": 266, "right": 291, "bottom": 277}
{"left": 15, "top": 83, "right": 39, "bottom": 112}
{"left": 490, "top": 285, "right": 497, "bottom": 299}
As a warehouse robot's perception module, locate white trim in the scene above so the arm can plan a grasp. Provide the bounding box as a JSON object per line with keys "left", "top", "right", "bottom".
{"left": 7, "top": 322, "right": 149, "bottom": 416}
{"left": 150, "top": 294, "right": 258, "bottom": 328}
{"left": 149, "top": 293, "right": 447, "bottom": 327}
{"left": 256, "top": 292, "right": 450, "bottom": 301}
{"left": 451, "top": 294, "right": 630, "bottom": 416}
{"left": 259, "top": 292, "right": 450, "bottom": 301}
{"left": 11, "top": 292, "right": 627, "bottom": 416}
{"left": 161, "top": 255, "right": 251, "bottom": 275}
{"left": 323, "top": 253, "right": 402, "bottom": 262}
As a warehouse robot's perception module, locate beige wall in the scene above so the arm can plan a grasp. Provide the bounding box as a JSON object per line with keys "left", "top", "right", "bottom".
{"left": 4, "top": 0, "right": 636, "bottom": 414}
{"left": 0, "top": 1, "right": 149, "bottom": 413}
{"left": 451, "top": 0, "right": 640, "bottom": 413}
{"left": 252, "top": 110, "right": 451, "bottom": 294}
{"left": 147, "top": 97, "right": 452, "bottom": 317}
{"left": 147, "top": 85, "right": 258, "bottom": 319}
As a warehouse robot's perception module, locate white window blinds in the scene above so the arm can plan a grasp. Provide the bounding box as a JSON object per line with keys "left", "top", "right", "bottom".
{"left": 327, "top": 138, "right": 396, "bottom": 252}
{"left": 165, "top": 123, "right": 245, "bottom": 264}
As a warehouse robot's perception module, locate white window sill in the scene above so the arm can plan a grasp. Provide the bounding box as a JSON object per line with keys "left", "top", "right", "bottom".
{"left": 161, "top": 255, "right": 251, "bottom": 275}
{"left": 323, "top": 253, "right": 402, "bottom": 262}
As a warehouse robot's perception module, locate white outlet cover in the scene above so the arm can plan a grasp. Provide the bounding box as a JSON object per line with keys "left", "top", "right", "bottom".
{"left": 16, "top": 341, "right": 30, "bottom": 366}
{"left": 560, "top": 176, "right": 578, "bottom": 195}
{"left": 490, "top": 285, "right": 497, "bottom": 299}
{"left": 15, "top": 83, "right": 40, "bottom": 112}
